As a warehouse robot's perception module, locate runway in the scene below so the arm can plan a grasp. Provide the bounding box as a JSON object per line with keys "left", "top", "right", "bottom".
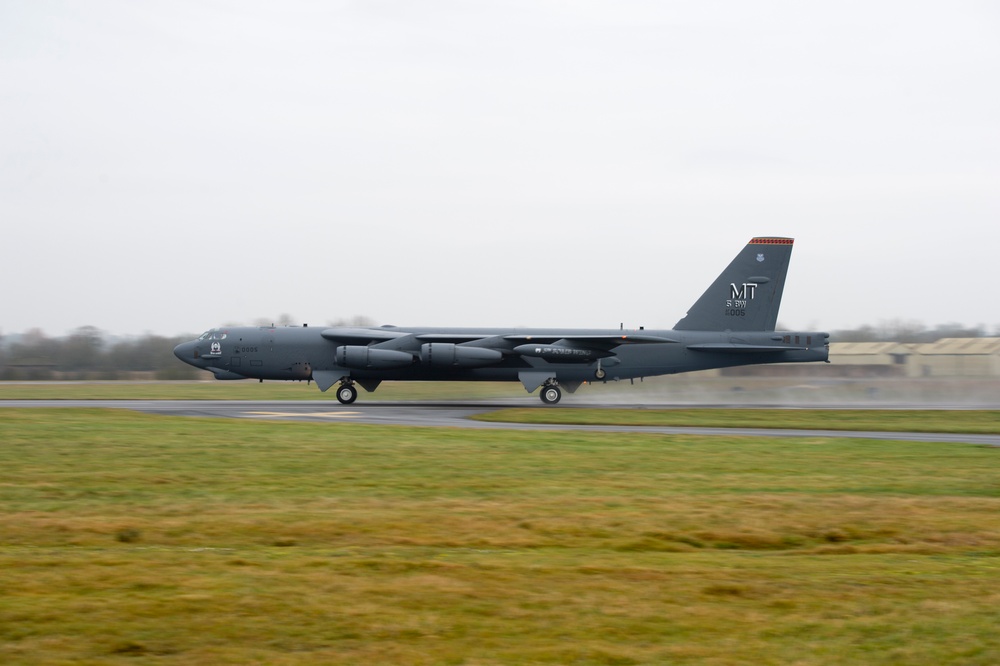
{"left": 3, "top": 400, "right": 999, "bottom": 445}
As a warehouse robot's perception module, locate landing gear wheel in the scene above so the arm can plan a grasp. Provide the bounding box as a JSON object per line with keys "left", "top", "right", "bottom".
{"left": 336, "top": 384, "right": 358, "bottom": 405}
{"left": 540, "top": 386, "right": 562, "bottom": 405}
{"left": 594, "top": 368, "right": 606, "bottom": 380}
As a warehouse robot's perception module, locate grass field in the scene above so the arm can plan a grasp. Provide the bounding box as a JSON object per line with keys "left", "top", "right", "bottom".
{"left": 477, "top": 408, "right": 1000, "bottom": 434}
{"left": 2, "top": 408, "right": 1000, "bottom": 664}
{"left": 0, "top": 380, "right": 516, "bottom": 401}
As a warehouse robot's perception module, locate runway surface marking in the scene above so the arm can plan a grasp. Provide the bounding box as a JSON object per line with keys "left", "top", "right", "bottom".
{"left": 244, "top": 410, "right": 360, "bottom": 419}
{"left": 1, "top": 400, "right": 998, "bottom": 445}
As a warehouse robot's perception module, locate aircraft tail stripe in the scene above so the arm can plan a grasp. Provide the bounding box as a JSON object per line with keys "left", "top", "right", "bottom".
{"left": 749, "top": 237, "right": 793, "bottom": 245}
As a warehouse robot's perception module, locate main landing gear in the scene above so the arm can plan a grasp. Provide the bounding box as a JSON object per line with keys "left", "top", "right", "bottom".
{"left": 539, "top": 381, "right": 562, "bottom": 405}
{"left": 336, "top": 381, "right": 358, "bottom": 405}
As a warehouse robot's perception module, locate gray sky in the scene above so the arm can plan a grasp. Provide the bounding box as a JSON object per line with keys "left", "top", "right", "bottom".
{"left": 3, "top": 1, "right": 998, "bottom": 338}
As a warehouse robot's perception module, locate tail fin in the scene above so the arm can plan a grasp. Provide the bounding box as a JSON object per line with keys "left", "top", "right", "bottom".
{"left": 673, "top": 237, "right": 793, "bottom": 332}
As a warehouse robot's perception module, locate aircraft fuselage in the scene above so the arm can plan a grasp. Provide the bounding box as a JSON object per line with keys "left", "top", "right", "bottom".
{"left": 172, "top": 237, "right": 831, "bottom": 404}
{"left": 172, "top": 324, "right": 828, "bottom": 402}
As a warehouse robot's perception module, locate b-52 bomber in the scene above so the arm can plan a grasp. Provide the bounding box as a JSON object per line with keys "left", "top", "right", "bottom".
{"left": 173, "top": 237, "right": 829, "bottom": 404}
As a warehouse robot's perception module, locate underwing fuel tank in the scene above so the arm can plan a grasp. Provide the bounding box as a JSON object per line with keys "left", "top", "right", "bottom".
{"left": 420, "top": 343, "right": 502, "bottom": 368}
{"left": 512, "top": 344, "right": 605, "bottom": 363}
{"left": 336, "top": 346, "right": 413, "bottom": 369}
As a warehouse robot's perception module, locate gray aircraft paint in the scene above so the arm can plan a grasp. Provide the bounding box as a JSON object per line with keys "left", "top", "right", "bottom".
{"left": 174, "top": 237, "right": 829, "bottom": 404}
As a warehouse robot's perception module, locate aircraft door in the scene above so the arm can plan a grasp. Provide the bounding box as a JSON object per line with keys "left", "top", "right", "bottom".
{"left": 232, "top": 331, "right": 264, "bottom": 371}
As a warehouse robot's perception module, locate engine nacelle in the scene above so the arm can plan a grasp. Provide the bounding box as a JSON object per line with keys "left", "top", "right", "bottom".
{"left": 336, "top": 346, "right": 413, "bottom": 369}
{"left": 420, "top": 343, "right": 502, "bottom": 368}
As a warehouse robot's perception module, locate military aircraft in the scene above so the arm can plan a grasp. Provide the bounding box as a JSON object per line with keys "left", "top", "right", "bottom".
{"left": 173, "top": 237, "right": 829, "bottom": 404}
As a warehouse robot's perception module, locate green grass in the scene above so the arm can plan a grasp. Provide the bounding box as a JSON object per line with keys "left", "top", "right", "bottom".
{"left": 0, "top": 380, "right": 517, "bottom": 401}
{"left": 2, "top": 409, "right": 1000, "bottom": 664}
{"left": 476, "top": 408, "right": 1000, "bottom": 434}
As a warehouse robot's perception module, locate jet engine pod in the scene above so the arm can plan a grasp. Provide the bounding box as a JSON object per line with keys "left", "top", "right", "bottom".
{"left": 336, "top": 345, "right": 413, "bottom": 369}
{"left": 420, "top": 343, "right": 503, "bottom": 368}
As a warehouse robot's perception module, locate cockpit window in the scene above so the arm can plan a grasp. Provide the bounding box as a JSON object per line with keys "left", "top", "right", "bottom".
{"left": 198, "top": 329, "right": 227, "bottom": 340}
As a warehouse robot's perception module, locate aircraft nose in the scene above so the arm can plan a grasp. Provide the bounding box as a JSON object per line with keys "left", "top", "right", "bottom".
{"left": 173, "top": 341, "right": 197, "bottom": 363}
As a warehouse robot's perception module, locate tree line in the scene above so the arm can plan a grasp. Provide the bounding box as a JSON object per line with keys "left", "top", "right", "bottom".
{"left": 0, "top": 319, "right": 994, "bottom": 381}
{"left": 827, "top": 320, "right": 994, "bottom": 343}
{"left": 0, "top": 326, "right": 197, "bottom": 380}
{"left": 0, "top": 317, "right": 377, "bottom": 381}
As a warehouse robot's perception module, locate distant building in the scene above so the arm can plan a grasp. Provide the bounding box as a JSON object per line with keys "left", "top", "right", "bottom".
{"left": 827, "top": 342, "right": 914, "bottom": 377}
{"left": 1, "top": 356, "right": 57, "bottom": 380}
{"left": 724, "top": 338, "right": 1000, "bottom": 378}
{"left": 911, "top": 338, "right": 1000, "bottom": 377}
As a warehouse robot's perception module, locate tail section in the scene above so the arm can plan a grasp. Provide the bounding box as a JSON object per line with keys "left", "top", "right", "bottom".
{"left": 674, "top": 237, "right": 793, "bottom": 332}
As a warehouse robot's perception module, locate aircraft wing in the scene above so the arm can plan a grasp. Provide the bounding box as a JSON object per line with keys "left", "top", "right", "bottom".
{"left": 319, "top": 328, "right": 677, "bottom": 358}
{"left": 686, "top": 343, "right": 807, "bottom": 353}
{"left": 320, "top": 327, "right": 412, "bottom": 344}
{"left": 415, "top": 333, "right": 679, "bottom": 350}
{"left": 504, "top": 333, "right": 677, "bottom": 352}
{"left": 414, "top": 333, "right": 501, "bottom": 344}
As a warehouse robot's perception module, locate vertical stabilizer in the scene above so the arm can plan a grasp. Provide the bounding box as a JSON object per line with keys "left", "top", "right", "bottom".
{"left": 673, "top": 237, "right": 793, "bottom": 332}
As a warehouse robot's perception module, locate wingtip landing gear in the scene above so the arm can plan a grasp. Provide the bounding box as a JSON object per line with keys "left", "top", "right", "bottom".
{"left": 336, "top": 382, "right": 358, "bottom": 405}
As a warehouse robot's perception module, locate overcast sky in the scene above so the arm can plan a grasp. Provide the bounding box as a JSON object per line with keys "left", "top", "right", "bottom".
{"left": 3, "top": 1, "right": 998, "bottom": 338}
